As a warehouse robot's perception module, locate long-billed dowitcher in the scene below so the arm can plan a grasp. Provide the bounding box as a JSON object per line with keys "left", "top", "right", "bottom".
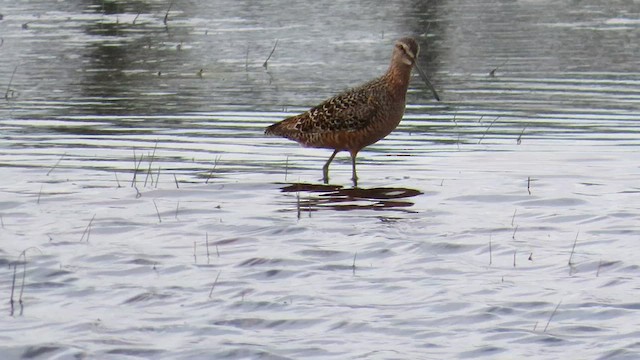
{"left": 265, "top": 37, "right": 440, "bottom": 186}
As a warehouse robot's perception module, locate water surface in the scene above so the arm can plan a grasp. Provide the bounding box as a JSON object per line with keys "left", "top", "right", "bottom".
{"left": 1, "top": 0, "right": 639, "bottom": 359}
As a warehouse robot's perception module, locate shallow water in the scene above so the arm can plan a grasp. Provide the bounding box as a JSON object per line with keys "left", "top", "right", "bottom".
{"left": 1, "top": 0, "right": 640, "bottom": 359}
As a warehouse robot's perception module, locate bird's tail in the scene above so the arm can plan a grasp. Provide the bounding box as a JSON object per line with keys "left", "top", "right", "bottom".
{"left": 264, "top": 122, "right": 282, "bottom": 136}
{"left": 265, "top": 117, "right": 300, "bottom": 136}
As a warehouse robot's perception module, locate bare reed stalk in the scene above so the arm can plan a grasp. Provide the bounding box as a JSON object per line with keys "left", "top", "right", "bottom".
{"left": 511, "top": 209, "right": 517, "bottom": 227}
{"left": 352, "top": 252, "right": 357, "bottom": 275}
{"left": 568, "top": 231, "right": 579, "bottom": 266}
{"left": 527, "top": 177, "right": 531, "bottom": 195}
{"left": 208, "top": 271, "right": 221, "bottom": 298}
{"left": 144, "top": 141, "right": 158, "bottom": 187}
{"left": 155, "top": 166, "right": 161, "bottom": 188}
{"left": 193, "top": 241, "right": 197, "bottom": 263}
{"left": 478, "top": 117, "right": 499, "bottom": 144}
{"left": 7, "top": 248, "right": 40, "bottom": 316}
{"left": 0, "top": 214, "right": 4, "bottom": 228}
{"left": 596, "top": 259, "right": 602, "bottom": 277}
{"left": 80, "top": 214, "right": 96, "bottom": 242}
{"left": 245, "top": 45, "right": 249, "bottom": 72}
{"left": 135, "top": 154, "right": 145, "bottom": 179}
{"left": 296, "top": 191, "right": 301, "bottom": 220}
{"left": 18, "top": 252, "right": 27, "bottom": 309}
{"left": 513, "top": 249, "right": 517, "bottom": 267}
{"left": 206, "top": 155, "right": 221, "bottom": 184}
{"left": 131, "top": 150, "right": 144, "bottom": 187}
{"left": 114, "top": 171, "right": 121, "bottom": 188}
{"left": 5, "top": 65, "right": 18, "bottom": 100}
{"left": 134, "top": 185, "right": 142, "bottom": 198}
{"left": 489, "top": 58, "right": 508, "bottom": 77}
{"left": 163, "top": 1, "right": 173, "bottom": 25}
{"left": 489, "top": 234, "right": 492, "bottom": 266}
{"left": 216, "top": 245, "right": 220, "bottom": 257}
{"left": 87, "top": 219, "right": 93, "bottom": 242}
{"left": 173, "top": 173, "right": 179, "bottom": 189}
{"left": 543, "top": 300, "right": 562, "bottom": 332}
{"left": 262, "top": 39, "right": 279, "bottom": 69}
{"left": 37, "top": 185, "right": 43, "bottom": 204}
{"left": 512, "top": 225, "right": 518, "bottom": 240}
{"left": 451, "top": 113, "right": 461, "bottom": 150}
{"left": 133, "top": 10, "right": 141, "bottom": 24}
{"left": 517, "top": 124, "right": 528, "bottom": 145}
{"left": 9, "top": 262, "right": 17, "bottom": 315}
{"left": 206, "top": 233, "right": 210, "bottom": 264}
{"left": 131, "top": 148, "right": 137, "bottom": 186}
{"left": 175, "top": 201, "right": 180, "bottom": 220}
{"left": 153, "top": 200, "right": 162, "bottom": 223}
{"left": 47, "top": 153, "right": 66, "bottom": 176}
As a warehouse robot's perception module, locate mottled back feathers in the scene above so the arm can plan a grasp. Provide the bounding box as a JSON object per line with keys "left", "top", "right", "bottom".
{"left": 265, "top": 77, "right": 398, "bottom": 145}
{"left": 265, "top": 37, "right": 426, "bottom": 152}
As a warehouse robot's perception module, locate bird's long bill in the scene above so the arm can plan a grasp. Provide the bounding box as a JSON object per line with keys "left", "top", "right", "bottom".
{"left": 414, "top": 64, "right": 440, "bottom": 102}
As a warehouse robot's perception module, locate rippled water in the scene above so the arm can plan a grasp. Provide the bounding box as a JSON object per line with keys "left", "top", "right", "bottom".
{"left": 1, "top": 0, "right": 639, "bottom": 359}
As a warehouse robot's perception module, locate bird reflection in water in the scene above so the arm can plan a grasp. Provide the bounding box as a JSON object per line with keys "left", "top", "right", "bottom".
{"left": 279, "top": 183, "right": 422, "bottom": 213}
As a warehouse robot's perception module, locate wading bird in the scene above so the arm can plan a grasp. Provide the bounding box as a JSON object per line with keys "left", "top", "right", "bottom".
{"left": 265, "top": 37, "right": 440, "bottom": 186}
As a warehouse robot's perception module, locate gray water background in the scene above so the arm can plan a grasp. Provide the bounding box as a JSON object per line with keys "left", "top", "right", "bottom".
{"left": 1, "top": 0, "right": 639, "bottom": 359}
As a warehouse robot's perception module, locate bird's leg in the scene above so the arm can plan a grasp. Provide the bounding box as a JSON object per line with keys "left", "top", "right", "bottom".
{"left": 323, "top": 149, "right": 339, "bottom": 184}
{"left": 350, "top": 151, "right": 358, "bottom": 188}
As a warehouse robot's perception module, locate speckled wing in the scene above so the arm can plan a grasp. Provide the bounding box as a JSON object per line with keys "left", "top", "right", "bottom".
{"left": 294, "top": 85, "right": 380, "bottom": 133}
{"left": 266, "top": 80, "right": 382, "bottom": 137}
